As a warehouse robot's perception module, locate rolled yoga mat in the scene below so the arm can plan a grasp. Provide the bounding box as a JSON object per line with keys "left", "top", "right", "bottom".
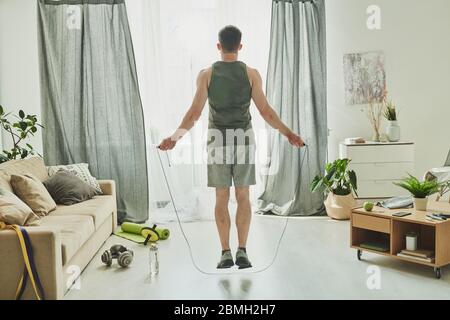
{"left": 155, "top": 227, "right": 170, "bottom": 240}
{"left": 116, "top": 222, "right": 170, "bottom": 244}
{"left": 121, "top": 222, "right": 145, "bottom": 235}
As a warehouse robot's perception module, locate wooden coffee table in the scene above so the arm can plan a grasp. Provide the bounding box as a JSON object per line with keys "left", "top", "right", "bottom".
{"left": 351, "top": 201, "right": 450, "bottom": 279}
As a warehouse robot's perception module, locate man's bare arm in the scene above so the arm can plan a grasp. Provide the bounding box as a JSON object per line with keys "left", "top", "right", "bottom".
{"left": 250, "top": 68, "right": 305, "bottom": 148}
{"left": 159, "top": 69, "right": 209, "bottom": 150}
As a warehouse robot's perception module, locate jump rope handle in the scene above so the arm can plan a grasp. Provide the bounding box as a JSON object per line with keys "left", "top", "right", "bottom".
{"left": 156, "top": 145, "right": 172, "bottom": 167}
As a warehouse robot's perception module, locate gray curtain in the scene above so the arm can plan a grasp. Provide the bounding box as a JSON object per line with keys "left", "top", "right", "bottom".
{"left": 258, "top": 0, "right": 327, "bottom": 216}
{"left": 37, "top": 0, "right": 148, "bottom": 223}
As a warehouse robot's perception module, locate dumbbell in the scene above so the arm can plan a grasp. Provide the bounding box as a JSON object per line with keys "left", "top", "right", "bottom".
{"left": 101, "top": 244, "right": 134, "bottom": 268}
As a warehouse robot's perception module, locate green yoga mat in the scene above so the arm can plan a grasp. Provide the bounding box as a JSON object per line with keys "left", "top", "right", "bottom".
{"left": 114, "top": 223, "right": 170, "bottom": 244}
{"left": 114, "top": 229, "right": 147, "bottom": 244}
{"left": 122, "top": 222, "right": 170, "bottom": 240}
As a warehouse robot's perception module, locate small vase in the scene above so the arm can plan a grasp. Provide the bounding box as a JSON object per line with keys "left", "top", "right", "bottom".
{"left": 413, "top": 197, "right": 428, "bottom": 211}
{"left": 386, "top": 120, "right": 401, "bottom": 142}
{"left": 372, "top": 130, "right": 381, "bottom": 142}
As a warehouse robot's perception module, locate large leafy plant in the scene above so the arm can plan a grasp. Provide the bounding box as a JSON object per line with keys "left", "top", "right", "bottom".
{"left": 394, "top": 174, "right": 440, "bottom": 199}
{"left": 0, "top": 105, "right": 43, "bottom": 163}
{"left": 310, "top": 158, "right": 358, "bottom": 197}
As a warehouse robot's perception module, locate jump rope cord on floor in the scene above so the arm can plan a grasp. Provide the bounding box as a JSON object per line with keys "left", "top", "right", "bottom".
{"left": 156, "top": 145, "right": 308, "bottom": 275}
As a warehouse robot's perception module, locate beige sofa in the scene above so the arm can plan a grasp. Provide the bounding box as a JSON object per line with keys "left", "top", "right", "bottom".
{"left": 0, "top": 157, "right": 117, "bottom": 300}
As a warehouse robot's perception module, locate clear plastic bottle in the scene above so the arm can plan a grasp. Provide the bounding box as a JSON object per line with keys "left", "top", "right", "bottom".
{"left": 149, "top": 243, "right": 159, "bottom": 276}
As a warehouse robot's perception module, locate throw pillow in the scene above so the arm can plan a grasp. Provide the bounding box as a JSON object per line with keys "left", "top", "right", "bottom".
{"left": 44, "top": 170, "right": 98, "bottom": 205}
{"left": 0, "top": 188, "right": 40, "bottom": 226}
{"left": 10, "top": 174, "right": 57, "bottom": 216}
{"left": 47, "top": 163, "right": 102, "bottom": 194}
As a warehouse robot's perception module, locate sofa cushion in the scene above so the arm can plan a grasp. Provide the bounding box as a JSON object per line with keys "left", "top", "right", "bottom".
{"left": 43, "top": 170, "right": 98, "bottom": 205}
{"left": 47, "top": 163, "right": 102, "bottom": 194}
{"left": 0, "top": 188, "right": 40, "bottom": 226}
{"left": 40, "top": 215, "right": 95, "bottom": 265}
{"left": 51, "top": 195, "right": 115, "bottom": 229}
{"left": 0, "top": 157, "right": 48, "bottom": 192}
{"left": 10, "top": 174, "right": 57, "bottom": 217}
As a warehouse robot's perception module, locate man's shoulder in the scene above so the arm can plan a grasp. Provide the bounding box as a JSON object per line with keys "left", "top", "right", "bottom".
{"left": 245, "top": 64, "right": 257, "bottom": 72}
{"left": 245, "top": 66, "right": 260, "bottom": 81}
{"left": 197, "top": 67, "right": 212, "bottom": 84}
{"left": 198, "top": 67, "right": 212, "bottom": 78}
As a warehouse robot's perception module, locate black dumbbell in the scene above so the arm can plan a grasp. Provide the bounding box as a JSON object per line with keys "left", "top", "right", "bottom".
{"left": 101, "top": 244, "right": 134, "bottom": 268}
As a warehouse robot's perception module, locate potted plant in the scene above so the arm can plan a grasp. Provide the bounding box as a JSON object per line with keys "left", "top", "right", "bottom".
{"left": 394, "top": 175, "right": 440, "bottom": 211}
{"left": 0, "top": 105, "right": 43, "bottom": 163}
{"left": 383, "top": 101, "right": 400, "bottom": 142}
{"left": 310, "top": 158, "right": 358, "bottom": 220}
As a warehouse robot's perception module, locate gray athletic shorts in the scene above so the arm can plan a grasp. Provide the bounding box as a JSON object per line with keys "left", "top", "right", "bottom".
{"left": 207, "top": 128, "right": 256, "bottom": 188}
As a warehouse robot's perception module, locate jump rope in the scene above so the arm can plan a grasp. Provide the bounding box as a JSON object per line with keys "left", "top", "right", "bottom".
{"left": 156, "top": 144, "right": 308, "bottom": 275}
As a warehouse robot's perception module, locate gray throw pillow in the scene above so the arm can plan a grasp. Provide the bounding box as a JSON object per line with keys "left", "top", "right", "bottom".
{"left": 46, "top": 163, "right": 102, "bottom": 194}
{"left": 43, "top": 170, "right": 98, "bottom": 205}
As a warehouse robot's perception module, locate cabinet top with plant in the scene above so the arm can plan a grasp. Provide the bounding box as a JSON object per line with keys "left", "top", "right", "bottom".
{"left": 0, "top": 105, "right": 43, "bottom": 164}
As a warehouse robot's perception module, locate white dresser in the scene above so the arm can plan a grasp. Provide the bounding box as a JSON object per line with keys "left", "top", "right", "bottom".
{"left": 339, "top": 142, "right": 415, "bottom": 199}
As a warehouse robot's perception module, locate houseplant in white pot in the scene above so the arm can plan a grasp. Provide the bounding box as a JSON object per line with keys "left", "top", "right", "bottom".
{"left": 310, "top": 158, "right": 358, "bottom": 220}
{"left": 394, "top": 175, "right": 440, "bottom": 211}
{"left": 383, "top": 101, "right": 400, "bottom": 142}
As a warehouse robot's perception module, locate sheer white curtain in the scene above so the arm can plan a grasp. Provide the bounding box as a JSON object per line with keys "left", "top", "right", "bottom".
{"left": 126, "top": 0, "right": 271, "bottom": 222}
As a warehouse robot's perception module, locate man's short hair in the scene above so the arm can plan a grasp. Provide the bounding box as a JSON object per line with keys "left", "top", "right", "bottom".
{"left": 218, "top": 26, "right": 242, "bottom": 53}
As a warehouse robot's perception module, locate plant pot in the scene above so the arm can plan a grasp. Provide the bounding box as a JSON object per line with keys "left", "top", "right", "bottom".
{"left": 386, "top": 120, "right": 401, "bottom": 142}
{"left": 413, "top": 197, "right": 428, "bottom": 211}
{"left": 324, "top": 193, "right": 356, "bottom": 220}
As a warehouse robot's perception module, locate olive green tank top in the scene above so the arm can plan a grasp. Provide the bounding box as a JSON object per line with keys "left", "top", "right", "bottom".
{"left": 208, "top": 61, "right": 252, "bottom": 130}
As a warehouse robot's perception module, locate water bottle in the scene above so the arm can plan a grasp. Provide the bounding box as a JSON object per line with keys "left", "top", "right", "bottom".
{"left": 149, "top": 243, "right": 159, "bottom": 276}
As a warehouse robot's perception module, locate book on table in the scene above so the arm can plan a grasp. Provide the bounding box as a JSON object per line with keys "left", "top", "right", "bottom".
{"left": 397, "top": 249, "right": 435, "bottom": 263}
{"left": 359, "top": 242, "right": 390, "bottom": 252}
{"left": 400, "top": 249, "right": 434, "bottom": 259}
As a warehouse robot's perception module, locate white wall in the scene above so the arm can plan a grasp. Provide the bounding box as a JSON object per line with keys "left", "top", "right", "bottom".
{"left": 0, "top": 0, "right": 42, "bottom": 153}
{"left": 326, "top": 0, "right": 450, "bottom": 176}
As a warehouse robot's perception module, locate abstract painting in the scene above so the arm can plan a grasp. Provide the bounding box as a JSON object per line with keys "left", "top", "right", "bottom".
{"left": 343, "top": 51, "right": 386, "bottom": 105}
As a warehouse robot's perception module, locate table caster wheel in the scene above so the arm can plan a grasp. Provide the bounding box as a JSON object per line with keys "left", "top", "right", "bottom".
{"left": 434, "top": 268, "right": 441, "bottom": 279}
{"left": 357, "top": 249, "right": 362, "bottom": 261}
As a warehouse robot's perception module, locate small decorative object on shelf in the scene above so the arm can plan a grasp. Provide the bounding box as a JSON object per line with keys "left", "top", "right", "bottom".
{"left": 394, "top": 174, "right": 440, "bottom": 211}
{"left": 383, "top": 100, "right": 401, "bottom": 142}
{"left": 310, "top": 158, "right": 358, "bottom": 220}
{"left": 405, "top": 231, "right": 418, "bottom": 251}
{"left": 344, "top": 137, "right": 366, "bottom": 144}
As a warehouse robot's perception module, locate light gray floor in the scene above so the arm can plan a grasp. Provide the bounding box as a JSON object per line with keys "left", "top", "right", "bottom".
{"left": 65, "top": 215, "right": 450, "bottom": 300}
